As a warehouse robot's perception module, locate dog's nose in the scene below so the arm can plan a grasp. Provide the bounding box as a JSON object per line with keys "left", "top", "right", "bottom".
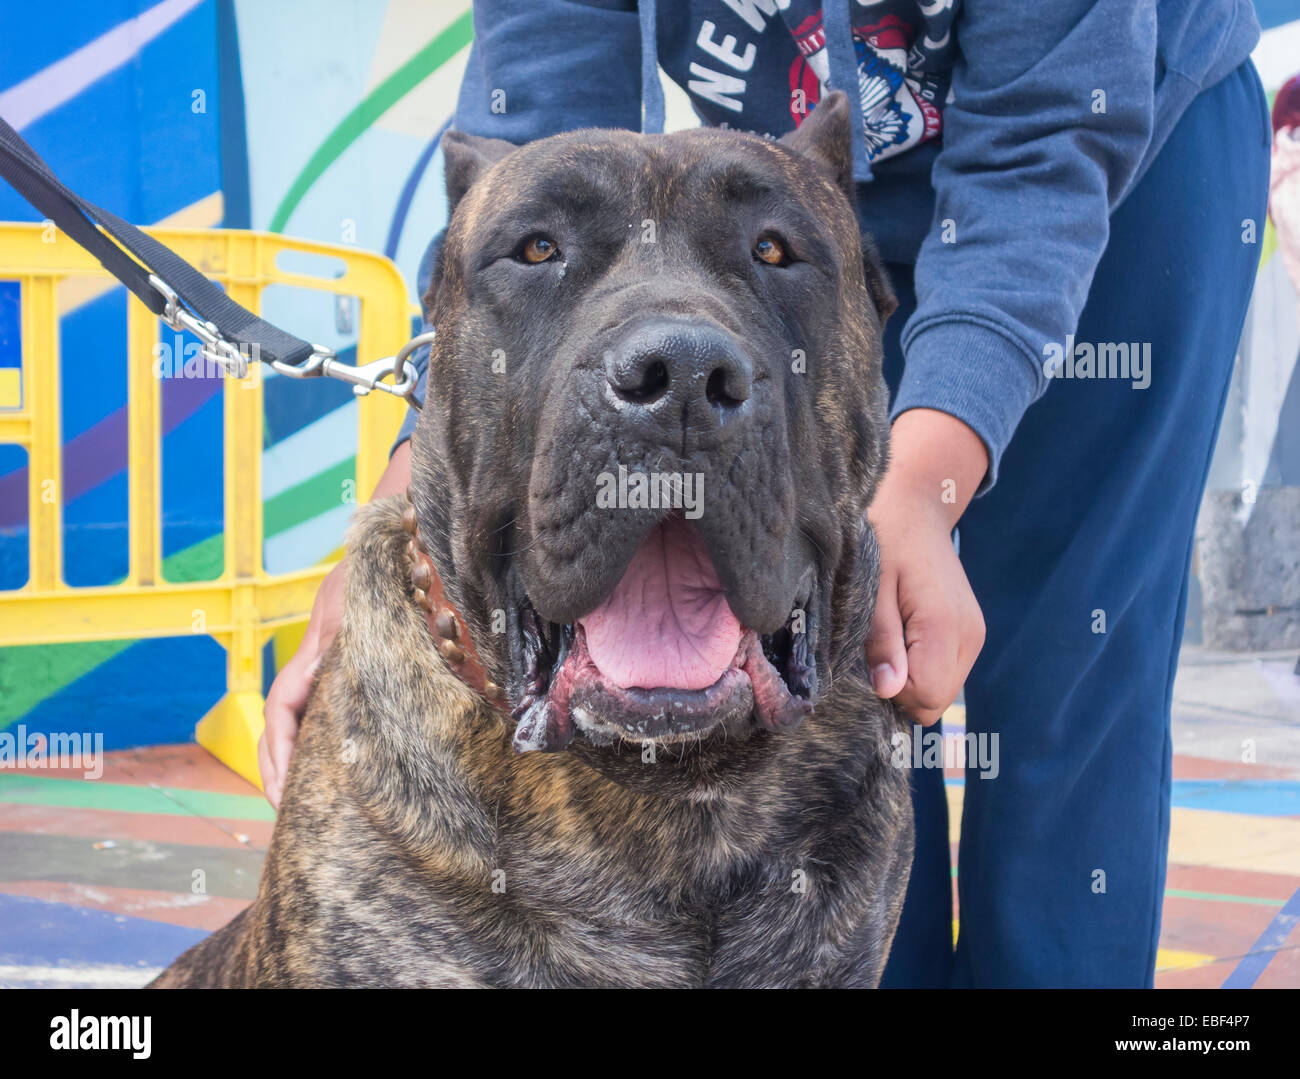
{"left": 604, "top": 319, "right": 753, "bottom": 434}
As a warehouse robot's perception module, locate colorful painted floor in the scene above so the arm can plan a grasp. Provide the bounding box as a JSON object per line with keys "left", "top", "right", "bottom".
{"left": 0, "top": 745, "right": 270, "bottom": 988}
{"left": 0, "top": 646, "right": 1296, "bottom": 988}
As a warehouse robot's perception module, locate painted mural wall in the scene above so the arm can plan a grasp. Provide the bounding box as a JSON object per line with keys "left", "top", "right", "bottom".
{"left": 0, "top": 1, "right": 1297, "bottom": 747}
{"left": 0, "top": 0, "right": 472, "bottom": 747}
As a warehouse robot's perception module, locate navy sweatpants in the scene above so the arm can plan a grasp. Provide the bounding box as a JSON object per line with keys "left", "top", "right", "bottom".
{"left": 879, "top": 60, "right": 1272, "bottom": 988}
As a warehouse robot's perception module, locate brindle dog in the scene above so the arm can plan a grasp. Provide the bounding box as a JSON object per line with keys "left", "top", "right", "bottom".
{"left": 152, "top": 91, "right": 912, "bottom": 988}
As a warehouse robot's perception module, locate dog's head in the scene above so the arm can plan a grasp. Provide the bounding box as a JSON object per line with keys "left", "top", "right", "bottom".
{"left": 410, "top": 91, "right": 895, "bottom": 785}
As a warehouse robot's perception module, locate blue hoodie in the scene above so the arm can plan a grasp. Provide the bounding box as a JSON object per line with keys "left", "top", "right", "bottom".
{"left": 428, "top": 0, "right": 1260, "bottom": 488}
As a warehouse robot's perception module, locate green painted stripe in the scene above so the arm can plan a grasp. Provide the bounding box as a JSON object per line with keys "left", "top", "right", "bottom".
{"left": 263, "top": 456, "right": 355, "bottom": 536}
{"left": 0, "top": 774, "right": 275, "bottom": 821}
{"left": 162, "top": 531, "right": 226, "bottom": 584}
{"left": 268, "top": 11, "right": 474, "bottom": 233}
{"left": 1164, "top": 888, "right": 1286, "bottom": 908}
{"left": 0, "top": 640, "right": 131, "bottom": 727}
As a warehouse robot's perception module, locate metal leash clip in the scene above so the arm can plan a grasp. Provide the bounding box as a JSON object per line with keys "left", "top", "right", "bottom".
{"left": 292, "top": 330, "right": 432, "bottom": 407}
{"left": 149, "top": 273, "right": 429, "bottom": 406}
{"left": 149, "top": 274, "right": 252, "bottom": 379}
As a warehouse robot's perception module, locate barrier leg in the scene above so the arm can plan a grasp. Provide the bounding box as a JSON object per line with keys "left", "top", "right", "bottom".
{"left": 197, "top": 327, "right": 268, "bottom": 788}
{"left": 196, "top": 688, "right": 267, "bottom": 790}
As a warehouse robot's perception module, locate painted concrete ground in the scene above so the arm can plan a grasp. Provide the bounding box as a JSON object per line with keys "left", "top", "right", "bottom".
{"left": 0, "top": 645, "right": 1295, "bottom": 989}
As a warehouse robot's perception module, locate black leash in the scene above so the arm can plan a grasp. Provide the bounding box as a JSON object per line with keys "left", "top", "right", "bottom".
{"left": 0, "top": 114, "right": 422, "bottom": 401}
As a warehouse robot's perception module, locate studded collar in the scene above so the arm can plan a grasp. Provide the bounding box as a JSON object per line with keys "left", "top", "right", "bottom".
{"left": 401, "top": 491, "right": 507, "bottom": 712}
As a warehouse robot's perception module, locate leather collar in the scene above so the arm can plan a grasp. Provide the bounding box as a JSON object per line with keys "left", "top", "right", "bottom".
{"left": 401, "top": 491, "right": 507, "bottom": 713}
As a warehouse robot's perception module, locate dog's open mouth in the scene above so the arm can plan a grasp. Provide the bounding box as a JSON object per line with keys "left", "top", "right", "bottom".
{"left": 509, "top": 515, "right": 816, "bottom": 752}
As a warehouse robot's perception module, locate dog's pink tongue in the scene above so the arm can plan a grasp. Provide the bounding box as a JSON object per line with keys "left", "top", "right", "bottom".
{"left": 578, "top": 517, "right": 742, "bottom": 691}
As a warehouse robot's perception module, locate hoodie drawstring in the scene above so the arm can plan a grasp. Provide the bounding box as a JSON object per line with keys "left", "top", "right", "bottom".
{"left": 638, "top": 0, "right": 666, "bottom": 134}
{"left": 636, "top": 0, "right": 869, "bottom": 181}
{"left": 823, "top": 0, "right": 872, "bottom": 181}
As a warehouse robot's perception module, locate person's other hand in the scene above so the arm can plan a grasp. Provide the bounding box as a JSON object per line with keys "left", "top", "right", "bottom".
{"left": 866, "top": 410, "right": 988, "bottom": 726}
{"left": 259, "top": 558, "right": 345, "bottom": 807}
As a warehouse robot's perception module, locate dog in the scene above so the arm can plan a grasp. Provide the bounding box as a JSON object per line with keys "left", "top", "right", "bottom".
{"left": 151, "top": 90, "right": 913, "bottom": 988}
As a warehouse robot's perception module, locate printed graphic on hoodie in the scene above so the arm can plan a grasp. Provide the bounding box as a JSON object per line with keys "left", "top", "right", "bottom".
{"left": 783, "top": 2, "right": 954, "bottom": 163}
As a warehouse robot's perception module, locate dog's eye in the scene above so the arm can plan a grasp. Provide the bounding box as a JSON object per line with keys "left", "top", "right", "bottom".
{"left": 517, "top": 236, "right": 559, "bottom": 264}
{"left": 753, "top": 234, "right": 790, "bottom": 267}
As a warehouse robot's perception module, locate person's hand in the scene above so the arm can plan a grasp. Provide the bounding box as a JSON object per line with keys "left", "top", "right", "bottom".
{"left": 866, "top": 409, "right": 988, "bottom": 726}
{"left": 259, "top": 558, "right": 346, "bottom": 807}
{"left": 259, "top": 442, "right": 412, "bottom": 805}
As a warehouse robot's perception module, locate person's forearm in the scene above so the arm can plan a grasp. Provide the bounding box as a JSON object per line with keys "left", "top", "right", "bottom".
{"left": 877, "top": 409, "right": 989, "bottom": 530}
{"left": 897, "top": 1, "right": 1157, "bottom": 491}
{"left": 373, "top": 439, "right": 412, "bottom": 500}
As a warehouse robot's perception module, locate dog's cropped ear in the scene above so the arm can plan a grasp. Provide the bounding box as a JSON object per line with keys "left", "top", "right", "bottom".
{"left": 781, "top": 95, "right": 894, "bottom": 324}
{"left": 860, "top": 232, "right": 897, "bottom": 325}
{"left": 441, "top": 129, "right": 517, "bottom": 215}
{"left": 779, "top": 90, "right": 855, "bottom": 205}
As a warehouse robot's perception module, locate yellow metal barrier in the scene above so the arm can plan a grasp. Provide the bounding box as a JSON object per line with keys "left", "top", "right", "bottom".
{"left": 0, "top": 224, "right": 413, "bottom": 786}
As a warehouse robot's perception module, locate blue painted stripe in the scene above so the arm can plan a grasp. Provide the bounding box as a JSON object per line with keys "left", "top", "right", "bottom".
{"left": 0, "top": 0, "right": 206, "bottom": 130}
{"left": 0, "top": 2, "right": 173, "bottom": 94}
{"left": 943, "top": 776, "right": 1300, "bottom": 817}
{"left": 1169, "top": 779, "right": 1300, "bottom": 817}
{"left": 20, "top": 635, "right": 226, "bottom": 750}
{"left": 0, "top": 893, "right": 205, "bottom": 969}
{"left": 0, "top": 11, "right": 220, "bottom": 227}
{"left": 384, "top": 120, "right": 450, "bottom": 260}
{"left": 1221, "top": 885, "right": 1300, "bottom": 988}
{"left": 0, "top": 279, "right": 18, "bottom": 367}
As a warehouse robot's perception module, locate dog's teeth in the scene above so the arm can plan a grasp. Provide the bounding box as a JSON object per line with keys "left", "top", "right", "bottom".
{"left": 520, "top": 604, "right": 543, "bottom": 643}
{"left": 511, "top": 698, "right": 551, "bottom": 753}
{"left": 510, "top": 697, "right": 574, "bottom": 754}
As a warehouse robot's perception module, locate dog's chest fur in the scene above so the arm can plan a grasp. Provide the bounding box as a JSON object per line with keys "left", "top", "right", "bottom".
{"left": 152, "top": 500, "right": 910, "bottom": 988}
